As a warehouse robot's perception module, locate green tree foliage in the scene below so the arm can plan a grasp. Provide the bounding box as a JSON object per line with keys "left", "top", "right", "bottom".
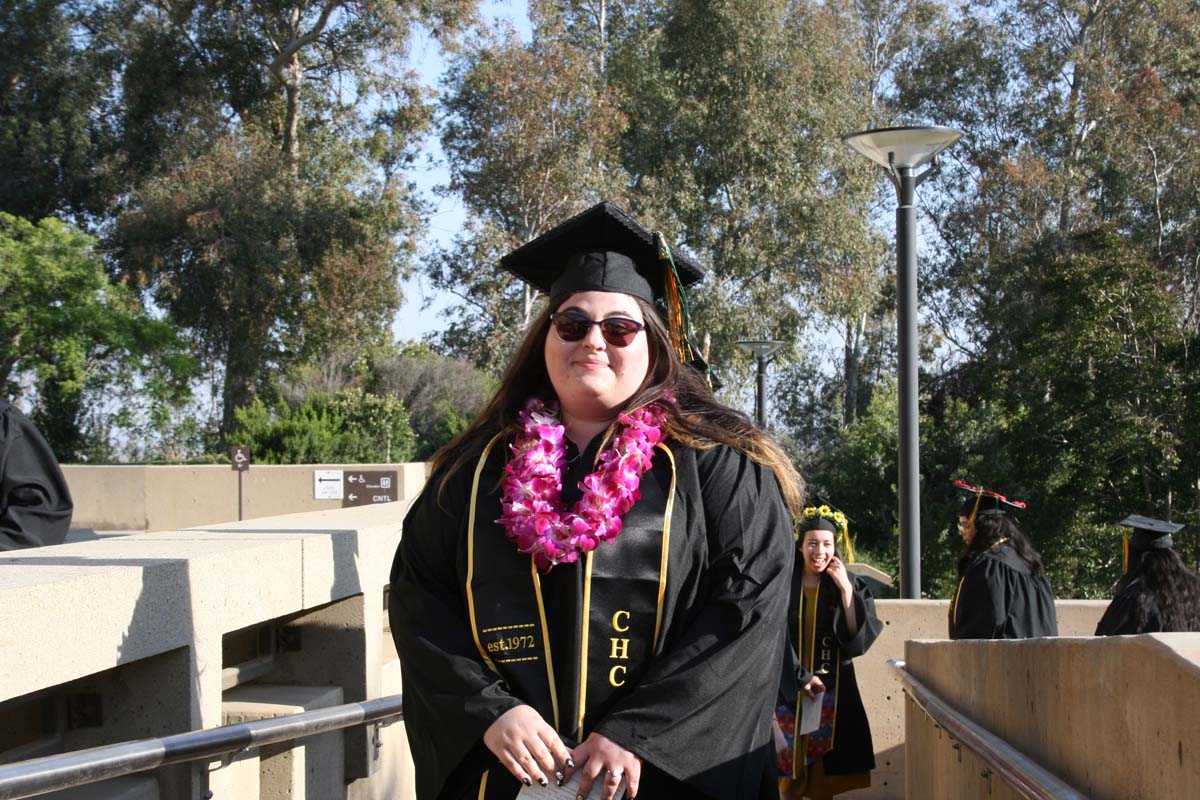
{"left": 230, "top": 389, "right": 416, "bottom": 464}
{"left": 0, "top": 213, "right": 196, "bottom": 460}
{"left": 426, "top": 1, "right": 629, "bottom": 370}
{"left": 0, "top": 0, "right": 124, "bottom": 220}
{"left": 367, "top": 342, "right": 495, "bottom": 457}
{"left": 108, "top": 0, "right": 478, "bottom": 434}
{"left": 115, "top": 128, "right": 408, "bottom": 435}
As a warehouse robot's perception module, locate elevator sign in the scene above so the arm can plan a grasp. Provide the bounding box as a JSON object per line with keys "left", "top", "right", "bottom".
{"left": 342, "top": 470, "right": 398, "bottom": 508}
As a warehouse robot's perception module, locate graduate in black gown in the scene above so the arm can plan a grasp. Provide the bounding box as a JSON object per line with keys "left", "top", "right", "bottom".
{"left": 389, "top": 202, "right": 805, "bottom": 800}
{"left": 0, "top": 398, "right": 73, "bottom": 550}
{"left": 948, "top": 480, "right": 1057, "bottom": 640}
{"left": 1095, "top": 516, "right": 1200, "bottom": 635}
{"left": 775, "top": 505, "right": 882, "bottom": 799}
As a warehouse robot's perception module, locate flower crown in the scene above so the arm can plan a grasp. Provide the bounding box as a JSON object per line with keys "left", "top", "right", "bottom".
{"left": 802, "top": 505, "right": 848, "bottom": 534}
{"left": 798, "top": 504, "right": 856, "bottom": 563}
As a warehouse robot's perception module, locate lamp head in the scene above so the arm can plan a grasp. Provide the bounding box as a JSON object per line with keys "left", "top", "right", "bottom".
{"left": 843, "top": 125, "right": 963, "bottom": 170}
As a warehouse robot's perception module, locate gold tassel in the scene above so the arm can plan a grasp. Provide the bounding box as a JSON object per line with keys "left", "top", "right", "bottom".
{"left": 1122, "top": 529, "right": 1130, "bottom": 575}
{"left": 841, "top": 525, "right": 857, "bottom": 564}
{"left": 655, "top": 231, "right": 691, "bottom": 364}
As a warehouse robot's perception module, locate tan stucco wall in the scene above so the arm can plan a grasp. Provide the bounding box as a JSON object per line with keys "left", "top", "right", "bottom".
{"left": 845, "top": 599, "right": 1106, "bottom": 799}
{"left": 62, "top": 463, "right": 428, "bottom": 531}
{"left": 903, "top": 633, "right": 1200, "bottom": 799}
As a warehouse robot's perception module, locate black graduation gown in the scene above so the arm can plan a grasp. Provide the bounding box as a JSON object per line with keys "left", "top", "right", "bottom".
{"left": 778, "top": 571, "right": 882, "bottom": 779}
{"left": 0, "top": 399, "right": 73, "bottom": 550}
{"left": 389, "top": 435, "right": 793, "bottom": 800}
{"left": 1095, "top": 578, "right": 1161, "bottom": 635}
{"left": 948, "top": 542, "right": 1058, "bottom": 640}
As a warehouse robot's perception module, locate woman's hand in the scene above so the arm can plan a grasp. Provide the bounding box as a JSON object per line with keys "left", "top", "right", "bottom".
{"left": 482, "top": 705, "right": 573, "bottom": 787}
{"left": 803, "top": 674, "right": 825, "bottom": 698}
{"left": 826, "top": 555, "right": 853, "bottom": 603}
{"left": 570, "top": 731, "right": 643, "bottom": 799}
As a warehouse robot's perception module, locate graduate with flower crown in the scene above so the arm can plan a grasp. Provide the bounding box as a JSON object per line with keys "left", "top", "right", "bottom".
{"left": 774, "top": 504, "right": 882, "bottom": 799}
{"left": 388, "top": 202, "right": 805, "bottom": 800}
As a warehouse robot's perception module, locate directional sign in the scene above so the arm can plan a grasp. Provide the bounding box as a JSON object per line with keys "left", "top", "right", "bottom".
{"left": 342, "top": 470, "right": 398, "bottom": 508}
{"left": 314, "top": 469, "right": 344, "bottom": 500}
{"left": 230, "top": 445, "right": 251, "bottom": 472}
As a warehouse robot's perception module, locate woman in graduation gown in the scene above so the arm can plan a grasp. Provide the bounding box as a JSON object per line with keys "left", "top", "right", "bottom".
{"left": 948, "top": 481, "right": 1058, "bottom": 640}
{"left": 389, "top": 202, "right": 805, "bottom": 800}
{"left": 775, "top": 505, "right": 882, "bottom": 799}
{"left": 1095, "top": 515, "right": 1200, "bottom": 635}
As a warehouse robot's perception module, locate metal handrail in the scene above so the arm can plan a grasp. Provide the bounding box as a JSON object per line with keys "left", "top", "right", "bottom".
{"left": 890, "top": 659, "right": 1086, "bottom": 800}
{"left": 0, "top": 694, "right": 403, "bottom": 800}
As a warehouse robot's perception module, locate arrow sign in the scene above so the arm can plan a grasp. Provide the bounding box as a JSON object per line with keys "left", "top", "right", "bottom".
{"left": 313, "top": 469, "right": 344, "bottom": 500}
{"left": 342, "top": 470, "right": 399, "bottom": 508}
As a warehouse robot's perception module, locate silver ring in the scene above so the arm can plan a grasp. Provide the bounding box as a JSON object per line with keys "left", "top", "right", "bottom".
{"left": 609, "top": 767, "right": 624, "bottom": 778}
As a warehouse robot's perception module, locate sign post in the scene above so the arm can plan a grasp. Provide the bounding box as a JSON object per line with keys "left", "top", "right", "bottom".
{"left": 231, "top": 445, "right": 251, "bottom": 520}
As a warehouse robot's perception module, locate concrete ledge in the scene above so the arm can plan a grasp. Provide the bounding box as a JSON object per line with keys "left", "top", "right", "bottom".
{"left": 62, "top": 463, "right": 428, "bottom": 531}
{"left": 848, "top": 599, "right": 1106, "bottom": 798}
{"left": 0, "top": 501, "right": 411, "bottom": 799}
{"left": 904, "top": 633, "right": 1200, "bottom": 798}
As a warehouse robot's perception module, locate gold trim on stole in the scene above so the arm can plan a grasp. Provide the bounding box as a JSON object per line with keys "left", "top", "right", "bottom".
{"left": 477, "top": 769, "right": 488, "bottom": 799}
{"left": 467, "top": 433, "right": 505, "bottom": 673}
{"left": 652, "top": 443, "right": 676, "bottom": 650}
{"left": 531, "top": 559, "right": 561, "bottom": 730}
{"left": 577, "top": 550, "right": 595, "bottom": 736}
{"left": 950, "top": 575, "right": 966, "bottom": 632}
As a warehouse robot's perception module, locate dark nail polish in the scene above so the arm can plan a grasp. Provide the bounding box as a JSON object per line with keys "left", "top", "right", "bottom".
{"left": 539, "top": 777, "right": 548, "bottom": 787}
{"left": 566, "top": 758, "right": 576, "bottom": 768}
{"left": 556, "top": 771, "right": 565, "bottom": 785}
{"left": 523, "top": 777, "right": 532, "bottom": 786}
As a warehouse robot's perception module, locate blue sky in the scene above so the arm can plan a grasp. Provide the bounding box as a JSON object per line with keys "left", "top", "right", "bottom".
{"left": 395, "top": 0, "right": 532, "bottom": 342}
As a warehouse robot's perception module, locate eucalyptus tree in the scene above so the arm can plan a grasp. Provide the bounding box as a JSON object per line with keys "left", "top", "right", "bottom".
{"left": 426, "top": 0, "right": 629, "bottom": 370}
{"left": 110, "top": 0, "right": 475, "bottom": 434}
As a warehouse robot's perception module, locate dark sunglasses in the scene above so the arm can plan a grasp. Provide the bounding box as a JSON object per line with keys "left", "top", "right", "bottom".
{"left": 550, "top": 311, "right": 645, "bottom": 347}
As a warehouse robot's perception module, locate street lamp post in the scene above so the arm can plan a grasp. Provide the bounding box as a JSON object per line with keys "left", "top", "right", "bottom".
{"left": 735, "top": 340, "right": 784, "bottom": 428}
{"left": 842, "top": 125, "right": 963, "bottom": 600}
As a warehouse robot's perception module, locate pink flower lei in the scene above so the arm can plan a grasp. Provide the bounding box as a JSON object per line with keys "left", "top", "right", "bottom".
{"left": 496, "top": 397, "right": 668, "bottom": 570}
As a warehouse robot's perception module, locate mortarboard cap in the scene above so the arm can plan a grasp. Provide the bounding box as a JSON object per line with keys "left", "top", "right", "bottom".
{"left": 1118, "top": 514, "right": 1186, "bottom": 573}
{"left": 501, "top": 202, "right": 717, "bottom": 386}
{"left": 1120, "top": 515, "right": 1185, "bottom": 548}
{"left": 500, "top": 201, "right": 704, "bottom": 307}
{"left": 954, "top": 479, "right": 1027, "bottom": 520}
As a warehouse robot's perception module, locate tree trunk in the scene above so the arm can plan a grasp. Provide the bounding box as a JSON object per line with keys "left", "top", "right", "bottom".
{"left": 843, "top": 314, "right": 864, "bottom": 428}
{"left": 221, "top": 329, "right": 263, "bottom": 439}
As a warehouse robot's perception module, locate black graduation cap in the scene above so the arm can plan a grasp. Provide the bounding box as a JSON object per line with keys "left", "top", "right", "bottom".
{"left": 501, "top": 201, "right": 719, "bottom": 387}
{"left": 796, "top": 499, "right": 857, "bottom": 563}
{"left": 954, "top": 479, "right": 1027, "bottom": 520}
{"left": 1120, "top": 515, "right": 1185, "bottom": 549}
{"left": 1119, "top": 515, "right": 1186, "bottom": 573}
{"left": 500, "top": 201, "right": 704, "bottom": 307}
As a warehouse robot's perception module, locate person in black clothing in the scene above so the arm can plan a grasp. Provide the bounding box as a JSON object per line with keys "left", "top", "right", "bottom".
{"left": 0, "top": 398, "right": 73, "bottom": 550}
{"left": 948, "top": 480, "right": 1057, "bottom": 640}
{"left": 775, "top": 505, "right": 882, "bottom": 799}
{"left": 388, "top": 202, "right": 805, "bottom": 800}
{"left": 1095, "top": 516, "right": 1200, "bottom": 635}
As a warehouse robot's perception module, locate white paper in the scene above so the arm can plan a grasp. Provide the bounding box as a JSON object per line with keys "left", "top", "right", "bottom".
{"left": 799, "top": 689, "right": 825, "bottom": 735}
{"left": 515, "top": 768, "right": 625, "bottom": 800}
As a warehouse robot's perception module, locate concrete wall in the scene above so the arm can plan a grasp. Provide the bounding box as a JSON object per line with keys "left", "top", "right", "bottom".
{"left": 845, "top": 599, "right": 1106, "bottom": 799}
{"left": 0, "top": 502, "right": 413, "bottom": 799}
{"left": 903, "top": 633, "right": 1200, "bottom": 799}
{"left": 62, "top": 464, "right": 428, "bottom": 531}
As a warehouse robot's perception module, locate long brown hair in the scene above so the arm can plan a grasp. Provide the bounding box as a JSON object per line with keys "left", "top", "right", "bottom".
{"left": 429, "top": 294, "right": 805, "bottom": 514}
